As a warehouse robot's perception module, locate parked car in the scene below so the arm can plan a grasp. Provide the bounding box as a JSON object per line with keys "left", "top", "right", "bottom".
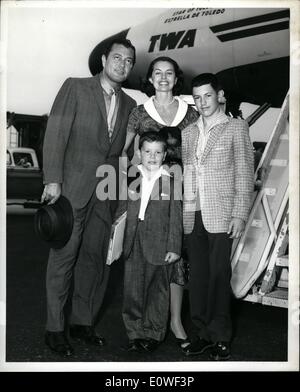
{"left": 7, "top": 147, "right": 43, "bottom": 202}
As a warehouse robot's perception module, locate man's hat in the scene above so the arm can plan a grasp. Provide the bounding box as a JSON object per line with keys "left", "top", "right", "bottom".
{"left": 34, "top": 196, "right": 74, "bottom": 249}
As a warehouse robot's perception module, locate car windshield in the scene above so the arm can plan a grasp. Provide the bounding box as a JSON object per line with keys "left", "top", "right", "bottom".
{"left": 13, "top": 152, "right": 34, "bottom": 168}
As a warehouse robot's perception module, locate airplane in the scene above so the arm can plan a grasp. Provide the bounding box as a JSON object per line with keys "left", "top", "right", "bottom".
{"left": 88, "top": 7, "right": 290, "bottom": 115}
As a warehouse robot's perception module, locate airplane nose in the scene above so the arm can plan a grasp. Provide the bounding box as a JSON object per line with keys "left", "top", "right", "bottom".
{"left": 88, "top": 28, "right": 130, "bottom": 75}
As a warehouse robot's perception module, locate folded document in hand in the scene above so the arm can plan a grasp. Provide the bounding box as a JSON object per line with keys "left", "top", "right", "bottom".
{"left": 106, "top": 212, "right": 127, "bottom": 265}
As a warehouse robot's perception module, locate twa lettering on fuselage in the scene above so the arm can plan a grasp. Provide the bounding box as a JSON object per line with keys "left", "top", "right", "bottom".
{"left": 148, "top": 8, "right": 226, "bottom": 52}
{"left": 148, "top": 9, "right": 289, "bottom": 53}
{"left": 148, "top": 30, "right": 196, "bottom": 52}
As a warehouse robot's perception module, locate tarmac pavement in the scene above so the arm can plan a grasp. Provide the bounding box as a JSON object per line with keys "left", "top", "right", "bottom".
{"left": 6, "top": 213, "right": 288, "bottom": 365}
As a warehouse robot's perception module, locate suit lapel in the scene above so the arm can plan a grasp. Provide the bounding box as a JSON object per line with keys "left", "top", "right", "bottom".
{"left": 128, "top": 172, "right": 141, "bottom": 220}
{"left": 149, "top": 173, "right": 172, "bottom": 203}
{"left": 192, "top": 125, "right": 199, "bottom": 159}
{"left": 129, "top": 173, "right": 163, "bottom": 219}
{"left": 90, "top": 75, "right": 108, "bottom": 124}
{"left": 89, "top": 75, "right": 111, "bottom": 149}
{"left": 110, "top": 90, "right": 127, "bottom": 144}
{"left": 187, "top": 124, "right": 199, "bottom": 163}
{"left": 200, "top": 121, "right": 228, "bottom": 164}
{"left": 149, "top": 176, "right": 162, "bottom": 201}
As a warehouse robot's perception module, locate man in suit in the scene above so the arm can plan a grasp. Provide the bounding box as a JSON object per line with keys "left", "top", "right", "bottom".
{"left": 41, "top": 38, "right": 136, "bottom": 356}
{"left": 181, "top": 73, "right": 254, "bottom": 360}
{"left": 115, "top": 131, "right": 182, "bottom": 353}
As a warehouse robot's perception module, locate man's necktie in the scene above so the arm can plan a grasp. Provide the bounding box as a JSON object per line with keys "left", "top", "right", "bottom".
{"left": 107, "top": 89, "right": 116, "bottom": 141}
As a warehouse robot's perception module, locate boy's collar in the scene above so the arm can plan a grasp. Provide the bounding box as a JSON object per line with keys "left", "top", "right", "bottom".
{"left": 137, "top": 164, "right": 171, "bottom": 179}
{"left": 197, "top": 110, "right": 228, "bottom": 132}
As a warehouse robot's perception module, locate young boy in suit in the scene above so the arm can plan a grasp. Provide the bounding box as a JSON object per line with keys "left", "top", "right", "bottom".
{"left": 116, "top": 131, "right": 182, "bottom": 353}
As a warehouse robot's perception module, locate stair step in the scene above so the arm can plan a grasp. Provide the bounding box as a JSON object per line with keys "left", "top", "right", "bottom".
{"left": 277, "top": 280, "right": 288, "bottom": 288}
{"left": 276, "top": 255, "right": 289, "bottom": 267}
{"left": 263, "top": 289, "right": 288, "bottom": 308}
{"left": 243, "top": 288, "right": 288, "bottom": 308}
{"left": 277, "top": 267, "right": 288, "bottom": 289}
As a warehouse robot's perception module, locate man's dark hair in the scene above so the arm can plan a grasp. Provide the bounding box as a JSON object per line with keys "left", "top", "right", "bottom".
{"left": 192, "top": 73, "right": 222, "bottom": 92}
{"left": 139, "top": 131, "right": 167, "bottom": 151}
{"left": 141, "top": 56, "right": 184, "bottom": 97}
{"left": 103, "top": 38, "right": 136, "bottom": 66}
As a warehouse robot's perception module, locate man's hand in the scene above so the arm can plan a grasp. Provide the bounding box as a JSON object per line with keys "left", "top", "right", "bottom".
{"left": 41, "top": 183, "right": 62, "bottom": 205}
{"left": 165, "top": 252, "right": 180, "bottom": 264}
{"left": 227, "top": 217, "right": 245, "bottom": 239}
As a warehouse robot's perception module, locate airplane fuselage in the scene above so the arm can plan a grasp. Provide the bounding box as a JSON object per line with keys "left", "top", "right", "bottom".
{"left": 89, "top": 7, "right": 290, "bottom": 110}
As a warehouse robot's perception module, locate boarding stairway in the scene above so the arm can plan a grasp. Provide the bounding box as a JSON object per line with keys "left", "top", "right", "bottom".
{"left": 230, "top": 92, "right": 289, "bottom": 308}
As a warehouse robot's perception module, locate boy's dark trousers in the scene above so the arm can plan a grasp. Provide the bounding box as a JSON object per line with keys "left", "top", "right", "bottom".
{"left": 186, "top": 210, "right": 233, "bottom": 343}
{"left": 122, "top": 220, "right": 172, "bottom": 342}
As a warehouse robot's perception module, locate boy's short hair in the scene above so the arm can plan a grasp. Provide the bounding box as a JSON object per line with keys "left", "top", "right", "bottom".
{"left": 192, "top": 73, "right": 222, "bottom": 92}
{"left": 139, "top": 131, "right": 167, "bottom": 151}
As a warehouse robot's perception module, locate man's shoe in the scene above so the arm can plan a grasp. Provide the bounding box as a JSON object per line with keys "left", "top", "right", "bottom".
{"left": 139, "top": 338, "right": 160, "bottom": 353}
{"left": 183, "top": 337, "right": 214, "bottom": 356}
{"left": 210, "top": 342, "right": 231, "bottom": 361}
{"left": 45, "top": 331, "right": 74, "bottom": 357}
{"left": 69, "top": 325, "right": 106, "bottom": 347}
{"left": 122, "top": 339, "right": 145, "bottom": 353}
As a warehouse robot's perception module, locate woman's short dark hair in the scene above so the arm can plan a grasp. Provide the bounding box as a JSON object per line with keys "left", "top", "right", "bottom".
{"left": 103, "top": 38, "right": 136, "bottom": 66}
{"left": 191, "top": 73, "right": 222, "bottom": 92}
{"left": 141, "top": 56, "right": 184, "bottom": 97}
{"left": 139, "top": 131, "right": 167, "bottom": 151}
